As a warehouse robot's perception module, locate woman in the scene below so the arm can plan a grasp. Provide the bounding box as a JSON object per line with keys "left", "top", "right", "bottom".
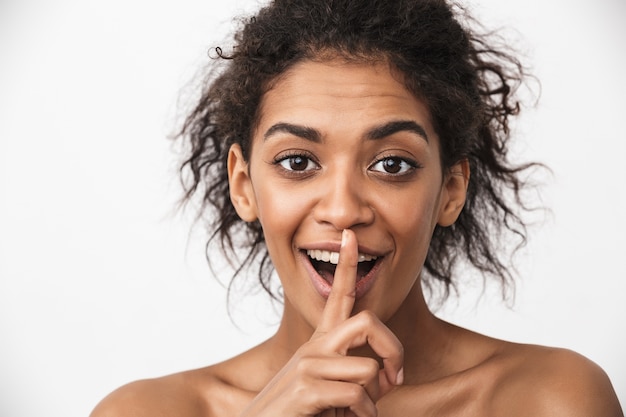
{"left": 91, "top": 0, "right": 623, "bottom": 415}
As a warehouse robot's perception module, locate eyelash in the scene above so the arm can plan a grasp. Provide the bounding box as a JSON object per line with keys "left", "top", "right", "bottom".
{"left": 272, "top": 151, "right": 320, "bottom": 176}
{"left": 272, "top": 151, "right": 421, "bottom": 178}
{"left": 369, "top": 155, "right": 420, "bottom": 176}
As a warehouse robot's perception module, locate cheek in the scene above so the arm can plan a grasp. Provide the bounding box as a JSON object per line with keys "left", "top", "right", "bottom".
{"left": 379, "top": 185, "right": 442, "bottom": 236}
{"left": 378, "top": 185, "right": 442, "bottom": 269}
{"left": 392, "top": 205, "right": 435, "bottom": 263}
{"left": 251, "top": 178, "right": 315, "bottom": 279}
{"left": 254, "top": 182, "right": 308, "bottom": 232}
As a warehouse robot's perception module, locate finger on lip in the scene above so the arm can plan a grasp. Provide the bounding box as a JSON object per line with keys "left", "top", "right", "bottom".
{"left": 315, "top": 229, "right": 358, "bottom": 332}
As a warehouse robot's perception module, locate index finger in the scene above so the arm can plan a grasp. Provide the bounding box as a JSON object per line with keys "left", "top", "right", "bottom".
{"left": 315, "top": 229, "right": 358, "bottom": 334}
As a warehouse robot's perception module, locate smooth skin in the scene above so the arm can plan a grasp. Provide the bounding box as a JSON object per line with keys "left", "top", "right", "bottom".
{"left": 91, "top": 59, "right": 623, "bottom": 417}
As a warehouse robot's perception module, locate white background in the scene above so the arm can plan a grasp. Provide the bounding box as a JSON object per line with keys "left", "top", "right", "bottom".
{"left": 1, "top": 0, "right": 624, "bottom": 416}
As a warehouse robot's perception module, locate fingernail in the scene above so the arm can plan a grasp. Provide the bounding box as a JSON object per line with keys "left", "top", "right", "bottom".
{"left": 341, "top": 229, "right": 348, "bottom": 248}
{"left": 396, "top": 367, "right": 404, "bottom": 385}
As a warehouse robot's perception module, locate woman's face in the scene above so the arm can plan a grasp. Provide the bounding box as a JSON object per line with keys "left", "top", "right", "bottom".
{"left": 229, "top": 58, "right": 467, "bottom": 328}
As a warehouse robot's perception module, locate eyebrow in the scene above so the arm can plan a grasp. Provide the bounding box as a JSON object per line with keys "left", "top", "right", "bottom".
{"left": 263, "top": 120, "right": 429, "bottom": 143}
{"left": 366, "top": 120, "right": 429, "bottom": 143}
{"left": 264, "top": 123, "right": 321, "bottom": 142}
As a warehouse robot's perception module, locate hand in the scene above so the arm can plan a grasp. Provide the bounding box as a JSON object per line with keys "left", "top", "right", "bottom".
{"left": 240, "top": 229, "right": 404, "bottom": 417}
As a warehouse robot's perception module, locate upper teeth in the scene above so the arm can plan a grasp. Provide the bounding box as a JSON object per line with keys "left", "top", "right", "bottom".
{"left": 306, "top": 249, "right": 377, "bottom": 265}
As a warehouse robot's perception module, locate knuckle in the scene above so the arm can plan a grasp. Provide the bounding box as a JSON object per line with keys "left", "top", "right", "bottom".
{"left": 346, "top": 384, "right": 368, "bottom": 404}
{"left": 298, "top": 339, "right": 323, "bottom": 356}
{"left": 294, "top": 356, "right": 316, "bottom": 374}
{"left": 356, "top": 310, "right": 377, "bottom": 326}
{"left": 291, "top": 378, "right": 308, "bottom": 397}
{"left": 301, "top": 383, "right": 322, "bottom": 406}
{"left": 363, "top": 357, "right": 380, "bottom": 377}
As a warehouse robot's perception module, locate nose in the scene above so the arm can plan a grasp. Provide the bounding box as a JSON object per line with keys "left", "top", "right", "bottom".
{"left": 312, "top": 169, "right": 375, "bottom": 230}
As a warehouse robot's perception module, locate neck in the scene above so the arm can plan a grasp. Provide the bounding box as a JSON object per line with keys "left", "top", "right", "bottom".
{"left": 266, "top": 281, "right": 454, "bottom": 385}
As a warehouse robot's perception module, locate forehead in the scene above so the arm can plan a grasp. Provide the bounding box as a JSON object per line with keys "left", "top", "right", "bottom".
{"left": 273, "top": 59, "right": 405, "bottom": 97}
{"left": 254, "top": 59, "right": 436, "bottom": 138}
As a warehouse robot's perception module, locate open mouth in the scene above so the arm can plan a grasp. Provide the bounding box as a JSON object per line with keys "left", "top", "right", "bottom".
{"left": 305, "top": 249, "right": 379, "bottom": 285}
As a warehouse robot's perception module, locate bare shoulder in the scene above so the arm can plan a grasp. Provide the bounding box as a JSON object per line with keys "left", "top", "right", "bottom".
{"left": 89, "top": 371, "right": 208, "bottom": 417}
{"left": 493, "top": 343, "right": 623, "bottom": 417}
{"left": 90, "top": 362, "right": 255, "bottom": 417}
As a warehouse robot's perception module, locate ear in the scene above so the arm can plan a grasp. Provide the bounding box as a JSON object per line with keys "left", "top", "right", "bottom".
{"left": 437, "top": 159, "right": 470, "bottom": 227}
{"left": 227, "top": 144, "right": 258, "bottom": 222}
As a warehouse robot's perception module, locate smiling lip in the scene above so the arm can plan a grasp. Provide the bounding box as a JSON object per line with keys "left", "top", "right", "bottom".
{"left": 298, "top": 246, "right": 383, "bottom": 300}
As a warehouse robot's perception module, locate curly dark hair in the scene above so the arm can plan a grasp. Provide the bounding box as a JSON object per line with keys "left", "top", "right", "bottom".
{"left": 178, "top": 0, "right": 539, "bottom": 303}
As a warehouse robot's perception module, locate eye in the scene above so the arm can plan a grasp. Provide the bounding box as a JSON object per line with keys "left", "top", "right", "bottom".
{"left": 275, "top": 153, "right": 319, "bottom": 172}
{"left": 370, "top": 156, "right": 417, "bottom": 175}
